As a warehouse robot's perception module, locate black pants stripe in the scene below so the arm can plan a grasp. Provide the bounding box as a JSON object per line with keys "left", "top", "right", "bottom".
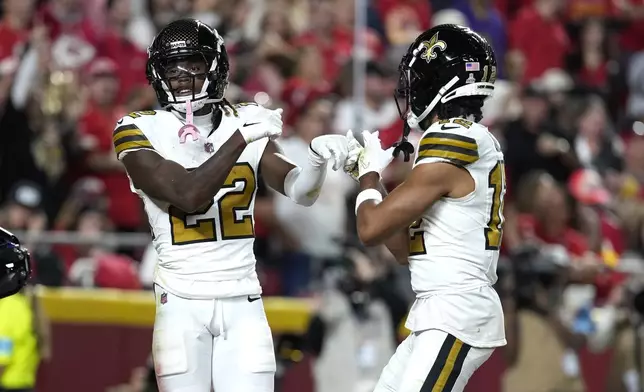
{"left": 420, "top": 333, "right": 472, "bottom": 392}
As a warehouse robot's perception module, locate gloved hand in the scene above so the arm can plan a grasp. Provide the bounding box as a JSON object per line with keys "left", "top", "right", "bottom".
{"left": 357, "top": 131, "right": 395, "bottom": 179}
{"left": 343, "top": 130, "right": 362, "bottom": 182}
{"left": 309, "top": 134, "right": 354, "bottom": 171}
{"left": 238, "top": 108, "right": 283, "bottom": 144}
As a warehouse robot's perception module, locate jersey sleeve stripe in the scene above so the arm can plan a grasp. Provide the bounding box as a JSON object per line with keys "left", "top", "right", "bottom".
{"left": 416, "top": 146, "right": 479, "bottom": 165}
{"left": 113, "top": 124, "right": 154, "bottom": 155}
{"left": 419, "top": 133, "right": 477, "bottom": 150}
{"left": 113, "top": 124, "right": 144, "bottom": 142}
{"left": 416, "top": 132, "right": 479, "bottom": 166}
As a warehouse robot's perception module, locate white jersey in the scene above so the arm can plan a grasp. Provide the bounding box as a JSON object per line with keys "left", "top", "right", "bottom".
{"left": 404, "top": 118, "right": 507, "bottom": 348}
{"left": 113, "top": 104, "right": 270, "bottom": 299}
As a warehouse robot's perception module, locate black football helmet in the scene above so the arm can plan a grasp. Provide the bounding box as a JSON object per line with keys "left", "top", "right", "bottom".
{"left": 0, "top": 227, "right": 31, "bottom": 299}
{"left": 146, "top": 19, "right": 229, "bottom": 113}
{"left": 393, "top": 25, "right": 496, "bottom": 161}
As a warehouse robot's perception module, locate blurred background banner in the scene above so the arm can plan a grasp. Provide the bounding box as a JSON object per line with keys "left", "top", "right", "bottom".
{"left": 31, "top": 287, "right": 610, "bottom": 392}
{"left": 2, "top": 0, "right": 644, "bottom": 391}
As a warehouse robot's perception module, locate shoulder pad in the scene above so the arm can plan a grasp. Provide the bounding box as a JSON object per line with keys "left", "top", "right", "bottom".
{"left": 415, "top": 119, "right": 483, "bottom": 167}
{"left": 113, "top": 110, "right": 159, "bottom": 159}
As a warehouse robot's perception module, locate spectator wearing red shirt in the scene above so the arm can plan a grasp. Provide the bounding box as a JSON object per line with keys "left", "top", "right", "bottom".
{"left": 570, "top": 19, "right": 609, "bottom": 89}
{"left": 515, "top": 172, "right": 602, "bottom": 284}
{"left": 293, "top": 0, "right": 382, "bottom": 82}
{"left": 0, "top": 0, "right": 34, "bottom": 70}
{"left": 281, "top": 47, "right": 332, "bottom": 127}
{"left": 614, "top": 0, "right": 644, "bottom": 52}
{"left": 292, "top": 0, "right": 347, "bottom": 81}
{"left": 508, "top": 0, "right": 570, "bottom": 83}
{"left": 77, "top": 58, "right": 142, "bottom": 232}
{"left": 377, "top": 0, "right": 431, "bottom": 46}
{"left": 36, "top": 0, "right": 99, "bottom": 69}
{"left": 0, "top": 0, "right": 34, "bottom": 111}
{"left": 568, "top": 169, "right": 627, "bottom": 301}
{"left": 495, "top": 0, "right": 533, "bottom": 20}
{"left": 98, "top": 0, "right": 150, "bottom": 107}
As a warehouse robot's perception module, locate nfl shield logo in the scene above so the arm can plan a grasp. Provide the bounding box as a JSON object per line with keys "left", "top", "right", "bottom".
{"left": 160, "top": 292, "right": 167, "bottom": 305}
{"left": 204, "top": 142, "right": 214, "bottom": 153}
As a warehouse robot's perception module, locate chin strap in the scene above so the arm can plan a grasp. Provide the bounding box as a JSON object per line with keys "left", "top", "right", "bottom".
{"left": 392, "top": 122, "right": 415, "bottom": 162}
{"left": 178, "top": 99, "right": 200, "bottom": 143}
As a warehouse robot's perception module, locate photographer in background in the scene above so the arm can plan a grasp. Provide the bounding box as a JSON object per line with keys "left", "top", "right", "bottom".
{"left": 0, "top": 181, "right": 64, "bottom": 287}
{"left": 604, "top": 271, "right": 644, "bottom": 392}
{"left": 499, "top": 245, "right": 589, "bottom": 392}
{"left": 500, "top": 171, "right": 605, "bottom": 392}
{"left": 304, "top": 242, "right": 401, "bottom": 392}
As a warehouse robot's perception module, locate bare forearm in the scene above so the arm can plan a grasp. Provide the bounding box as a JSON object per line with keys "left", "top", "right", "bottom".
{"left": 356, "top": 175, "right": 410, "bottom": 259}
{"left": 179, "top": 131, "right": 247, "bottom": 211}
{"left": 356, "top": 173, "right": 382, "bottom": 245}
{"left": 377, "top": 182, "right": 410, "bottom": 263}
{"left": 126, "top": 130, "right": 249, "bottom": 213}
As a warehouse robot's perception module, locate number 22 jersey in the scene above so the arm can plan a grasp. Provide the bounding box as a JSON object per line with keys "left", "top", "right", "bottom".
{"left": 405, "top": 118, "right": 507, "bottom": 348}
{"left": 113, "top": 105, "right": 269, "bottom": 300}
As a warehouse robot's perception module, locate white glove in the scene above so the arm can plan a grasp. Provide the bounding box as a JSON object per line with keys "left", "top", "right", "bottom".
{"left": 343, "top": 130, "right": 362, "bottom": 182}
{"left": 238, "top": 108, "right": 283, "bottom": 144}
{"left": 357, "top": 131, "right": 395, "bottom": 179}
{"left": 309, "top": 134, "right": 351, "bottom": 171}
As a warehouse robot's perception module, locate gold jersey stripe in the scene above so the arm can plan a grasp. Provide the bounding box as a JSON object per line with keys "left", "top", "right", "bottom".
{"left": 416, "top": 132, "right": 479, "bottom": 166}
{"left": 113, "top": 124, "right": 145, "bottom": 141}
{"left": 419, "top": 135, "right": 477, "bottom": 151}
{"left": 415, "top": 147, "right": 479, "bottom": 166}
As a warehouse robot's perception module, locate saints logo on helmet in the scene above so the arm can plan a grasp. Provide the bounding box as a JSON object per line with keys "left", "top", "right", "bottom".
{"left": 419, "top": 33, "right": 447, "bottom": 63}
{"left": 146, "top": 19, "right": 230, "bottom": 114}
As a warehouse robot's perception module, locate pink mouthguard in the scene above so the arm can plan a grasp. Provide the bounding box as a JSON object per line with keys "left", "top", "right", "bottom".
{"left": 178, "top": 99, "right": 200, "bottom": 143}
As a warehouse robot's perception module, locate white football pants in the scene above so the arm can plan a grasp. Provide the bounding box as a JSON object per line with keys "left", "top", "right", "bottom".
{"left": 373, "top": 329, "right": 494, "bottom": 392}
{"left": 152, "top": 284, "right": 276, "bottom": 392}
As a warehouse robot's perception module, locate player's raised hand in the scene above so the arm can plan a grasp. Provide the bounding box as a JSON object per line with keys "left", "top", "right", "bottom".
{"left": 357, "top": 131, "right": 395, "bottom": 179}
{"left": 309, "top": 134, "right": 350, "bottom": 171}
{"left": 343, "top": 130, "right": 362, "bottom": 181}
{"left": 238, "top": 108, "right": 283, "bottom": 144}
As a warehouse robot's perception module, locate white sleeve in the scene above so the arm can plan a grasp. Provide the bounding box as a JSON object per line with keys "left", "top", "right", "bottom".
{"left": 282, "top": 145, "right": 328, "bottom": 207}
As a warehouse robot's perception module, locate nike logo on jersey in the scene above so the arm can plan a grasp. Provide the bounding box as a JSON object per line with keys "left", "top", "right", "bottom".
{"left": 117, "top": 118, "right": 124, "bottom": 125}
{"left": 441, "top": 124, "right": 460, "bottom": 130}
{"left": 243, "top": 122, "right": 261, "bottom": 127}
{"left": 247, "top": 296, "right": 261, "bottom": 303}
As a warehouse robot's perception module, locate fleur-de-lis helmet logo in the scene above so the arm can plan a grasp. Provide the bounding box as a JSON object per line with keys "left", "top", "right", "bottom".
{"left": 420, "top": 33, "right": 447, "bottom": 62}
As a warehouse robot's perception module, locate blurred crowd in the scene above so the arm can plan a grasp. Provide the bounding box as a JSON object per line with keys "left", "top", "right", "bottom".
{"left": 3, "top": 0, "right": 644, "bottom": 391}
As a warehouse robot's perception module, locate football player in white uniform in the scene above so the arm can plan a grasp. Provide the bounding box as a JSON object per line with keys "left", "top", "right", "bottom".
{"left": 113, "top": 19, "right": 358, "bottom": 392}
{"left": 347, "top": 25, "right": 507, "bottom": 392}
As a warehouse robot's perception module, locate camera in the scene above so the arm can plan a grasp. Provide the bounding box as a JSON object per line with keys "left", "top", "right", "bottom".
{"left": 500, "top": 244, "right": 567, "bottom": 310}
